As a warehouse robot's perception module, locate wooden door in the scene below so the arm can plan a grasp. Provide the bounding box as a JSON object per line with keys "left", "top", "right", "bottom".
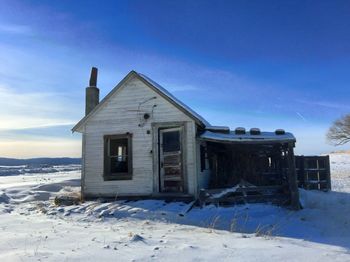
{"left": 159, "top": 127, "right": 184, "bottom": 193}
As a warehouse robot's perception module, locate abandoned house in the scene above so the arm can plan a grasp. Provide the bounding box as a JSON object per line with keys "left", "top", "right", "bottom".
{"left": 72, "top": 68, "right": 301, "bottom": 209}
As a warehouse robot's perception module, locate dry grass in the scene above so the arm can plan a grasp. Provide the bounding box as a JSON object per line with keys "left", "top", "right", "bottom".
{"left": 54, "top": 191, "right": 82, "bottom": 206}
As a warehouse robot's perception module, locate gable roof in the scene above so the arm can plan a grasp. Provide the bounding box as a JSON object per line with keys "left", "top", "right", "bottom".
{"left": 72, "top": 70, "right": 210, "bottom": 132}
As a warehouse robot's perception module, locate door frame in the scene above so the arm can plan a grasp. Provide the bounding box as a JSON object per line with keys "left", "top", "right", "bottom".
{"left": 159, "top": 126, "right": 184, "bottom": 193}
{"left": 152, "top": 122, "right": 187, "bottom": 194}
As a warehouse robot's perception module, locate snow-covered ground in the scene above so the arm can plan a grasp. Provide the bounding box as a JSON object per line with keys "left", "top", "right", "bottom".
{"left": 330, "top": 153, "right": 350, "bottom": 193}
{"left": 0, "top": 154, "right": 349, "bottom": 261}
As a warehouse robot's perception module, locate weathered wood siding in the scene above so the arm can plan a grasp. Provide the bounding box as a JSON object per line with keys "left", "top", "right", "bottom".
{"left": 82, "top": 76, "right": 198, "bottom": 197}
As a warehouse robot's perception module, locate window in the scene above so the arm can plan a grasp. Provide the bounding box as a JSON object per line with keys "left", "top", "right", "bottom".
{"left": 200, "top": 145, "right": 207, "bottom": 172}
{"left": 104, "top": 134, "right": 132, "bottom": 180}
{"left": 162, "top": 130, "right": 181, "bottom": 152}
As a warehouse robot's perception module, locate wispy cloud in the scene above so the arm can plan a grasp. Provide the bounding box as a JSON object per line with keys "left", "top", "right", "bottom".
{"left": 296, "top": 112, "right": 307, "bottom": 122}
{"left": 0, "top": 85, "right": 79, "bottom": 130}
{"left": 0, "top": 23, "right": 33, "bottom": 35}
{"left": 297, "top": 99, "right": 350, "bottom": 111}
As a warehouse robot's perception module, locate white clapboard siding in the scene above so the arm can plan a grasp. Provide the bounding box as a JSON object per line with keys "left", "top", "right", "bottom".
{"left": 82, "top": 76, "right": 198, "bottom": 197}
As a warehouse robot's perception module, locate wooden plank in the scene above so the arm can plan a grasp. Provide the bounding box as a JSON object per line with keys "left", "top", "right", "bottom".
{"left": 236, "top": 186, "right": 284, "bottom": 193}
{"left": 287, "top": 145, "right": 300, "bottom": 210}
{"left": 304, "top": 168, "right": 327, "bottom": 171}
{"left": 178, "top": 200, "right": 196, "bottom": 216}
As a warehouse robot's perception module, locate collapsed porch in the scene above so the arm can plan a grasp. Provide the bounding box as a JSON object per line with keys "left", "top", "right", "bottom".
{"left": 199, "top": 128, "right": 300, "bottom": 210}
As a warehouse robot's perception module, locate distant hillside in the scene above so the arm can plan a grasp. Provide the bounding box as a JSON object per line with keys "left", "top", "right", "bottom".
{"left": 329, "top": 150, "right": 350, "bottom": 154}
{"left": 0, "top": 157, "right": 81, "bottom": 166}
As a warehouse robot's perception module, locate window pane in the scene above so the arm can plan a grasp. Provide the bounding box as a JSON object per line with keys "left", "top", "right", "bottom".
{"left": 200, "top": 145, "right": 206, "bottom": 172}
{"left": 110, "top": 156, "right": 128, "bottom": 173}
{"left": 162, "top": 131, "right": 180, "bottom": 152}
{"left": 109, "top": 138, "right": 128, "bottom": 173}
{"left": 110, "top": 138, "right": 128, "bottom": 156}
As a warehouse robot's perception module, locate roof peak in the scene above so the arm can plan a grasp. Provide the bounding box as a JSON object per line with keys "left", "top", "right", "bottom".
{"left": 72, "top": 70, "right": 210, "bottom": 132}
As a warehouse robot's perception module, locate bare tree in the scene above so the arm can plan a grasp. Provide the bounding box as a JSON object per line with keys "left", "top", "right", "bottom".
{"left": 327, "top": 114, "right": 350, "bottom": 145}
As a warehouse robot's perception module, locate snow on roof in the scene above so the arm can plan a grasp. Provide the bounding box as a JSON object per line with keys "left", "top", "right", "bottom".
{"left": 205, "top": 126, "right": 230, "bottom": 132}
{"left": 137, "top": 72, "right": 210, "bottom": 127}
{"left": 200, "top": 130, "right": 296, "bottom": 144}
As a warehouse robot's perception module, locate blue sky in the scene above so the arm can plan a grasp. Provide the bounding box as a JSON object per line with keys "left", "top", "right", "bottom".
{"left": 1, "top": 0, "right": 350, "bottom": 157}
